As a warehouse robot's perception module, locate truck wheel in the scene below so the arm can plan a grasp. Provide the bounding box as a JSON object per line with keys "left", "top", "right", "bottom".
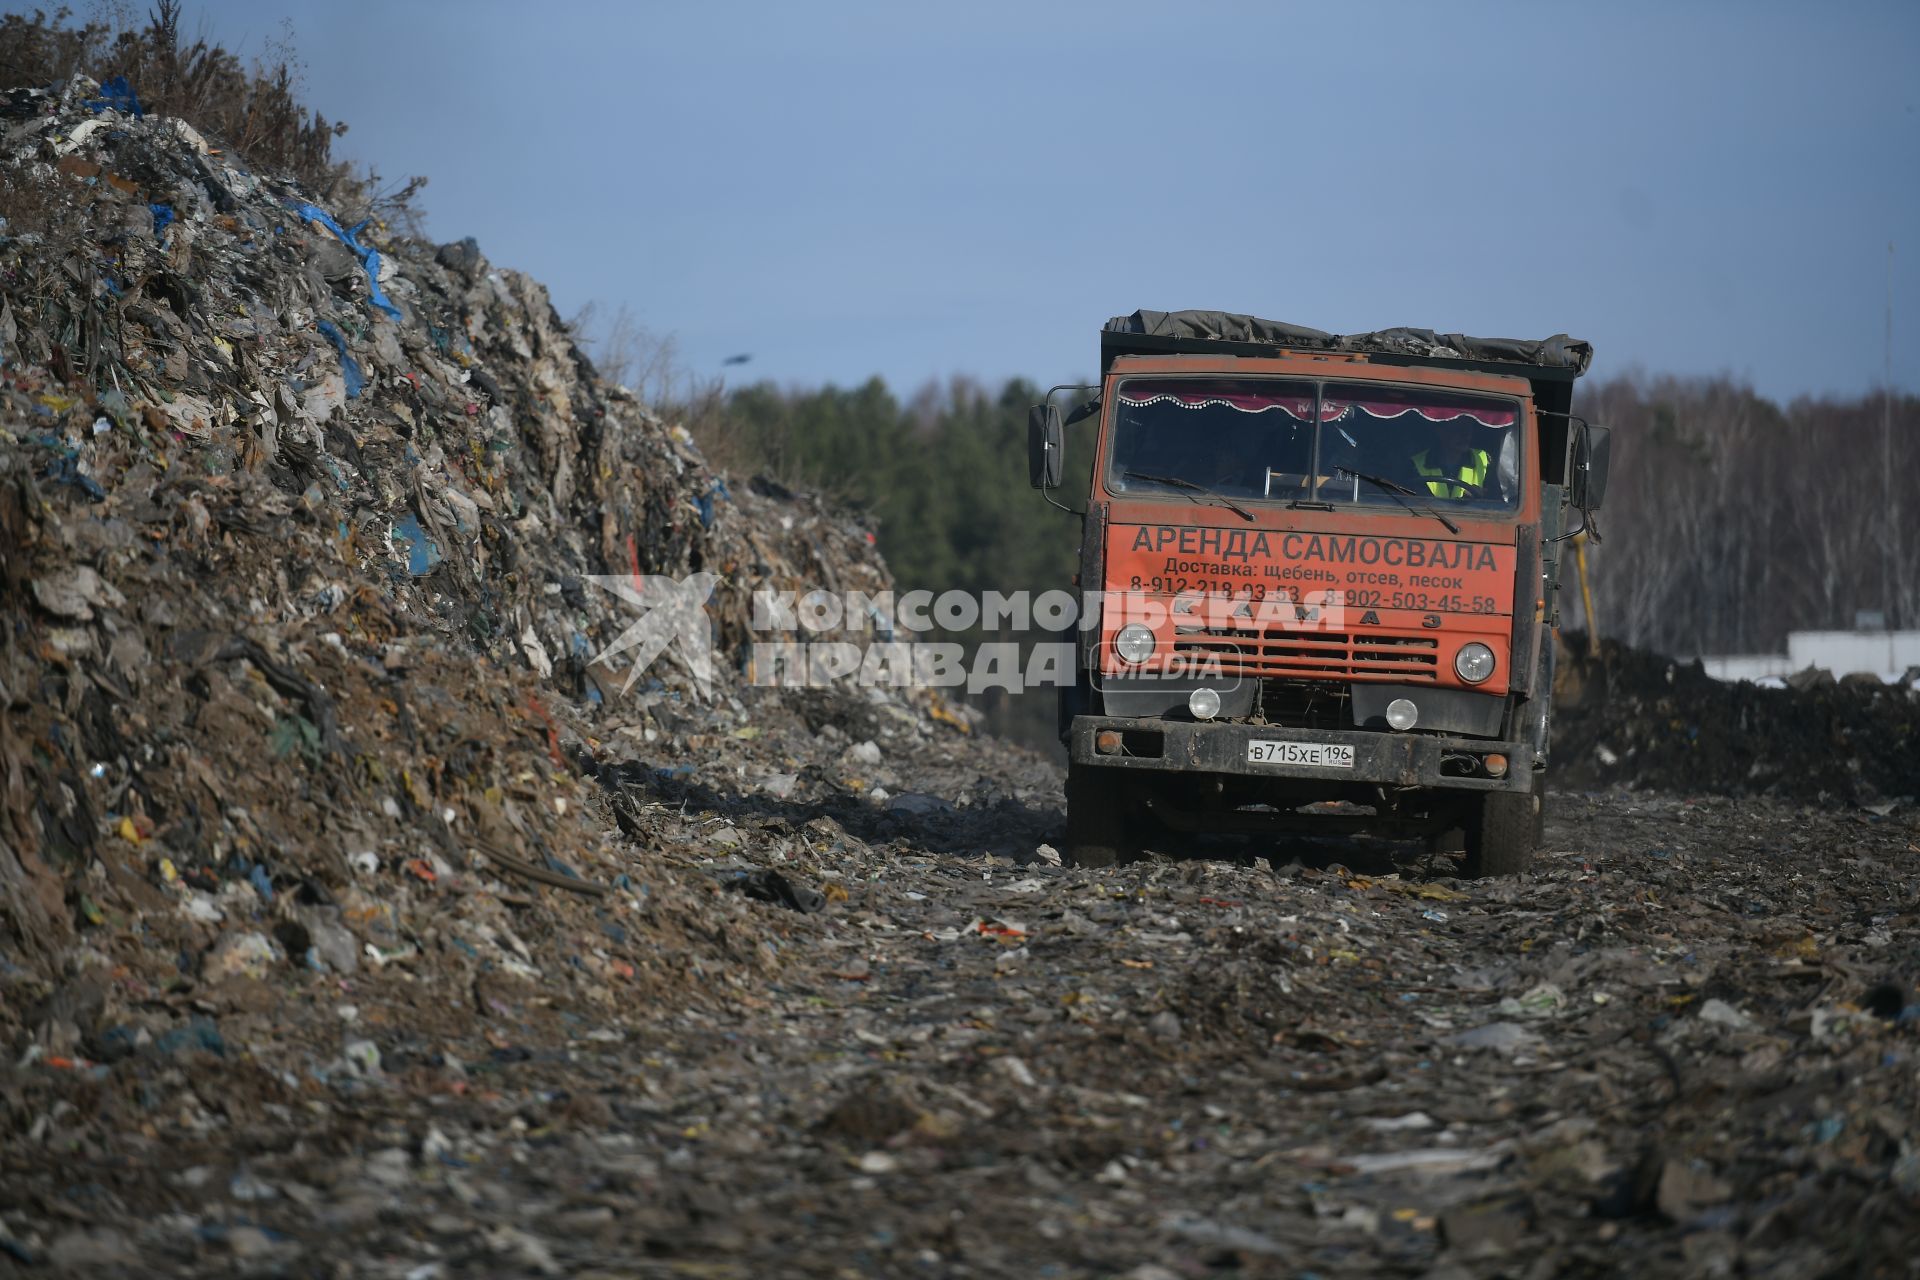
{"left": 1064, "top": 762, "right": 1141, "bottom": 868}
{"left": 1462, "top": 789, "right": 1535, "bottom": 878}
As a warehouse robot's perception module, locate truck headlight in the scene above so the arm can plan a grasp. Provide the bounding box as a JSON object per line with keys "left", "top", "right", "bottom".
{"left": 1454, "top": 642, "right": 1496, "bottom": 684}
{"left": 1187, "top": 688, "right": 1221, "bottom": 720}
{"left": 1114, "top": 624, "right": 1156, "bottom": 665}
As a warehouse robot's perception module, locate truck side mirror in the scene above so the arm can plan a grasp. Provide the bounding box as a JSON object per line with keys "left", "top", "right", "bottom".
{"left": 1570, "top": 423, "right": 1612, "bottom": 510}
{"left": 1028, "top": 404, "right": 1064, "bottom": 490}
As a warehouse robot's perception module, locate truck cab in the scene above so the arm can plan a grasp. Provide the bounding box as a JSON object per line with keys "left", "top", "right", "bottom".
{"left": 1030, "top": 311, "right": 1610, "bottom": 874}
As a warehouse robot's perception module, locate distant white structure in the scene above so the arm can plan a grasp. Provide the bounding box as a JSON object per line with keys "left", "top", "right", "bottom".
{"left": 1699, "top": 630, "right": 1920, "bottom": 684}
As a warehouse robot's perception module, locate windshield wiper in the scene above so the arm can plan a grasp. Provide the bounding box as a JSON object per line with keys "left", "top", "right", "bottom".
{"left": 1122, "top": 472, "right": 1254, "bottom": 522}
{"left": 1336, "top": 468, "right": 1460, "bottom": 535}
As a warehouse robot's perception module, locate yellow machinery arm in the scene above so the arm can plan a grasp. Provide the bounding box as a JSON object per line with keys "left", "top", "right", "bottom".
{"left": 1572, "top": 530, "right": 1596, "bottom": 636}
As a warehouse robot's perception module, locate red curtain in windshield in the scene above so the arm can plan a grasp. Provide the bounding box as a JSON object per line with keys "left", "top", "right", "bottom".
{"left": 1322, "top": 399, "right": 1515, "bottom": 428}
{"left": 1118, "top": 381, "right": 1514, "bottom": 428}
{"left": 1117, "top": 383, "right": 1311, "bottom": 416}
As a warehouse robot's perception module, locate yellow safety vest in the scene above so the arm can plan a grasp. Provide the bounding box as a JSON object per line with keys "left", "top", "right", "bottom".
{"left": 1413, "top": 447, "right": 1490, "bottom": 499}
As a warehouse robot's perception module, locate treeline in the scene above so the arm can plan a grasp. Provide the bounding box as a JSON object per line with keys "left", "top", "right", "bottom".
{"left": 716, "top": 377, "right": 1082, "bottom": 743}
{"left": 721, "top": 376, "right": 1077, "bottom": 612}
{"left": 1578, "top": 378, "right": 1917, "bottom": 655}
{"left": 697, "top": 373, "right": 1916, "bottom": 742}
{"left": 718, "top": 376, "right": 1082, "bottom": 736}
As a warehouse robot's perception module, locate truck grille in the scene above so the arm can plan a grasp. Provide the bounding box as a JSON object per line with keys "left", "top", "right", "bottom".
{"left": 1171, "top": 630, "right": 1440, "bottom": 682}
{"left": 1255, "top": 680, "right": 1352, "bottom": 730}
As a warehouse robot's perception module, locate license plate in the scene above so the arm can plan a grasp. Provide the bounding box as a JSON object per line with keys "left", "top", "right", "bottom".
{"left": 1247, "top": 739, "right": 1355, "bottom": 769}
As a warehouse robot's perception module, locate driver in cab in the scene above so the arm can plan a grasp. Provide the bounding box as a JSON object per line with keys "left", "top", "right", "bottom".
{"left": 1411, "top": 417, "right": 1491, "bottom": 499}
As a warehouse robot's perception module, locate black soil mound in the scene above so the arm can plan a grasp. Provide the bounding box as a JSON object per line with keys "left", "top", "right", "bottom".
{"left": 1551, "top": 633, "right": 1919, "bottom": 804}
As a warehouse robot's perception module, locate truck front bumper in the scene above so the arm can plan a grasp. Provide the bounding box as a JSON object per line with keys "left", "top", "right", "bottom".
{"left": 1067, "top": 715, "right": 1535, "bottom": 794}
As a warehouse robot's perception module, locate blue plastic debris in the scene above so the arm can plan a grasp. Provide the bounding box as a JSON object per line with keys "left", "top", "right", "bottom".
{"left": 85, "top": 75, "right": 144, "bottom": 117}
{"left": 248, "top": 863, "right": 274, "bottom": 902}
{"left": 695, "top": 478, "right": 733, "bottom": 529}
{"left": 314, "top": 319, "right": 365, "bottom": 398}
{"left": 0, "top": 1237, "right": 41, "bottom": 1265}
{"left": 153, "top": 1016, "right": 226, "bottom": 1058}
{"left": 390, "top": 513, "right": 442, "bottom": 575}
{"left": 43, "top": 456, "right": 106, "bottom": 501}
{"left": 149, "top": 202, "right": 174, "bottom": 238}
{"left": 92, "top": 1024, "right": 142, "bottom": 1062}
{"left": 289, "top": 202, "right": 403, "bottom": 321}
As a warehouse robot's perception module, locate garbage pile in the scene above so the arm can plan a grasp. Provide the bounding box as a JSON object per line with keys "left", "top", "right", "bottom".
{"left": 0, "top": 73, "right": 959, "bottom": 1027}
{"left": 1553, "top": 633, "right": 1920, "bottom": 806}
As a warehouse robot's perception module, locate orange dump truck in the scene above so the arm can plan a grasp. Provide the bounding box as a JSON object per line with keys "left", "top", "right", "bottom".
{"left": 1029, "top": 310, "right": 1610, "bottom": 874}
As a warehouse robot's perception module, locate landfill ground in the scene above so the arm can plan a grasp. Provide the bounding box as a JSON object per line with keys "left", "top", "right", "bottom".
{"left": 5, "top": 732, "right": 1920, "bottom": 1278}
{"left": 5, "top": 65, "right": 1920, "bottom": 1279}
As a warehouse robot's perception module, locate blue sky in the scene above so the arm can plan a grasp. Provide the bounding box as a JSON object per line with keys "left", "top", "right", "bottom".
{"left": 180, "top": 0, "right": 1919, "bottom": 403}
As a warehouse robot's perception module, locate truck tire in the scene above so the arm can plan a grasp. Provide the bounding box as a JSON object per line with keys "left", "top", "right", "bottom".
{"left": 1462, "top": 789, "right": 1535, "bottom": 878}
{"left": 1064, "top": 762, "right": 1141, "bottom": 868}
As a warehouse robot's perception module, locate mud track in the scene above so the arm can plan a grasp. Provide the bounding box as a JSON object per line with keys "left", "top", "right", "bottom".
{"left": 6, "top": 768, "right": 1916, "bottom": 1278}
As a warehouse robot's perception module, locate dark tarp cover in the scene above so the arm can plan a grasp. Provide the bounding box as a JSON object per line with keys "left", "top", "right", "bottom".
{"left": 1106, "top": 310, "right": 1593, "bottom": 376}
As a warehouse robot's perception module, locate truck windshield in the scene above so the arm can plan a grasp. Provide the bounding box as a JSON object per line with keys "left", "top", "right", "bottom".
{"left": 1107, "top": 378, "right": 1521, "bottom": 512}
